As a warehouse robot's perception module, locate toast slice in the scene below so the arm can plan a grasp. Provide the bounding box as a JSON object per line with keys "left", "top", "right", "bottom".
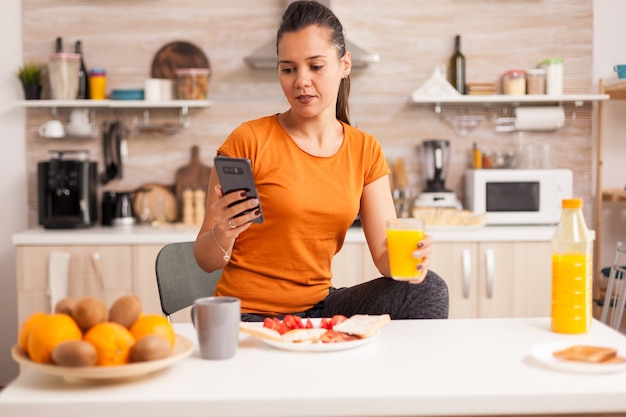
{"left": 553, "top": 345, "right": 618, "bottom": 363}
{"left": 332, "top": 314, "right": 391, "bottom": 338}
{"left": 239, "top": 322, "right": 283, "bottom": 342}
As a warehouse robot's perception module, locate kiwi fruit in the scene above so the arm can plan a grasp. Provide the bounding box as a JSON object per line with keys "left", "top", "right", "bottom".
{"left": 71, "top": 296, "right": 108, "bottom": 332}
{"left": 109, "top": 295, "right": 143, "bottom": 329}
{"left": 130, "top": 335, "right": 172, "bottom": 362}
{"left": 54, "top": 296, "right": 77, "bottom": 315}
{"left": 51, "top": 340, "right": 97, "bottom": 367}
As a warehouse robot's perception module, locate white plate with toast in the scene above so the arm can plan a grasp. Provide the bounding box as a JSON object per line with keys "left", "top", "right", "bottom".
{"left": 259, "top": 331, "right": 379, "bottom": 352}
{"left": 530, "top": 341, "right": 626, "bottom": 374}
{"left": 240, "top": 315, "right": 389, "bottom": 353}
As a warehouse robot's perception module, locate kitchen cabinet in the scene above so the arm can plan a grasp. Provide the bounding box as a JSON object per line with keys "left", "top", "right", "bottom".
{"left": 430, "top": 241, "right": 552, "bottom": 319}
{"left": 15, "top": 243, "right": 173, "bottom": 325}
{"left": 594, "top": 78, "right": 626, "bottom": 297}
{"left": 13, "top": 226, "right": 555, "bottom": 324}
{"left": 15, "top": 245, "right": 133, "bottom": 325}
{"left": 332, "top": 239, "right": 552, "bottom": 319}
{"left": 331, "top": 242, "right": 380, "bottom": 288}
{"left": 133, "top": 245, "right": 168, "bottom": 317}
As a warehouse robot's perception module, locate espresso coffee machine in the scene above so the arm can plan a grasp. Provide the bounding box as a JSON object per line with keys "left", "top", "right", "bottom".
{"left": 414, "top": 139, "right": 462, "bottom": 209}
{"left": 38, "top": 150, "right": 98, "bottom": 229}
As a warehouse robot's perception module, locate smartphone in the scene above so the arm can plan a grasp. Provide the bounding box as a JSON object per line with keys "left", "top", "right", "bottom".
{"left": 213, "top": 156, "right": 264, "bottom": 223}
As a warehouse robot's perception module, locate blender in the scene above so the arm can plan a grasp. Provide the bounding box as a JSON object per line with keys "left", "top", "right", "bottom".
{"left": 414, "top": 139, "right": 462, "bottom": 209}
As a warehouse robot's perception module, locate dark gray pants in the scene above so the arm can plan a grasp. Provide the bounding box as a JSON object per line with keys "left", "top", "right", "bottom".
{"left": 240, "top": 270, "right": 449, "bottom": 322}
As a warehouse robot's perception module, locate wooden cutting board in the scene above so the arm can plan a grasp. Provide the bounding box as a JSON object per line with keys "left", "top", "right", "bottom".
{"left": 174, "top": 145, "right": 212, "bottom": 220}
{"left": 151, "top": 41, "right": 210, "bottom": 79}
{"left": 132, "top": 183, "right": 178, "bottom": 223}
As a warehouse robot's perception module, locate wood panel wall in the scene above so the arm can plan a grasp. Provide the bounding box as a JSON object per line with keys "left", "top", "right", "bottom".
{"left": 21, "top": 0, "right": 595, "bottom": 226}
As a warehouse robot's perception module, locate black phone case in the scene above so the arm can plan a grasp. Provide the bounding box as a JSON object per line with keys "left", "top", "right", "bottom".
{"left": 214, "top": 156, "right": 264, "bottom": 223}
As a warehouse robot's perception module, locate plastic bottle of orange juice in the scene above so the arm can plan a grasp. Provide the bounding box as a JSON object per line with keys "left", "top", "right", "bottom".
{"left": 551, "top": 198, "right": 593, "bottom": 334}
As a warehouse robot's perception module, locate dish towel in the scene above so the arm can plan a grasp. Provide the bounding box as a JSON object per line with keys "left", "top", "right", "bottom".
{"left": 47, "top": 251, "right": 70, "bottom": 312}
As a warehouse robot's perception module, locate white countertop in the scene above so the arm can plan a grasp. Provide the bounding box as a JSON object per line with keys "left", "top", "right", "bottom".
{"left": 12, "top": 224, "right": 559, "bottom": 245}
{"left": 1, "top": 318, "right": 626, "bottom": 417}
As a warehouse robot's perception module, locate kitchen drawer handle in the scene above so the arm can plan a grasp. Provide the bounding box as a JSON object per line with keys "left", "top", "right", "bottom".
{"left": 486, "top": 249, "right": 495, "bottom": 298}
{"left": 462, "top": 249, "right": 471, "bottom": 299}
{"left": 90, "top": 252, "right": 106, "bottom": 291}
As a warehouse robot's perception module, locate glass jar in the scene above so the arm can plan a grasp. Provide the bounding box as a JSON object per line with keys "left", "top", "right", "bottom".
{"left": 502, "top": 69, "right": 526, "bottom": 95}
{"left": 48, "top": 53, "right": 80, "bottom": 100}
{"left": 526, "top": 68, "right": 546, "bottom": 95}
{"left": 176, "top": 68, "right": 210, "bottom": 100}
{"left": 539, "top": 58, "right": 564, "bottom": 95}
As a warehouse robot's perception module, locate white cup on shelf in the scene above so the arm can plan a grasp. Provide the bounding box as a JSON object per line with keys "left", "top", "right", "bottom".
{"left": 38, "top": 120, "right": 65, "bottom": 139}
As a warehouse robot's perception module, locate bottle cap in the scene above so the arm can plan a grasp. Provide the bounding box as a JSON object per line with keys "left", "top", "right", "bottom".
{"left": 562, "top": 198, "right": 582, "bottom": 209}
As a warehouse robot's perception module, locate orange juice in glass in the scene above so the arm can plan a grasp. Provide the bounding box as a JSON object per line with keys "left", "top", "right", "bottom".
{"left": 386, "top": 218, "right": 425, "bottom": 280}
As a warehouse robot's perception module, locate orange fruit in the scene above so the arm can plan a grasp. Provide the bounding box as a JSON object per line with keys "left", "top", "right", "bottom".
{"left": 18, "top": 311, "right": 47, "bottom": 352}
{"left": 27, "top": 313, "right": 83, "bottom": 364}
{"left": 130, "top": 315, "right": 175, "bottom": 347}
{"left": 84, "top": 322, "right": 135, "bottom": 366}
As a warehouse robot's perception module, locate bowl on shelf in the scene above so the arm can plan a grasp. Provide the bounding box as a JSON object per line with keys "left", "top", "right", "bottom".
{"left": 111, "top": 89, "right": 145, "bottom": 100}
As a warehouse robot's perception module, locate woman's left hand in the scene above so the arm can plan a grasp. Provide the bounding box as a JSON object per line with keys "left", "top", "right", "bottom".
{"left": 408, "top": 234, "right": 432, "bottom": 284}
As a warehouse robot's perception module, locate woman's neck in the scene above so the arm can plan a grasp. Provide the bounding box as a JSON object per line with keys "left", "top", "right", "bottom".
{"left": 278, "top": 109, "right": 344, "bottom": 157}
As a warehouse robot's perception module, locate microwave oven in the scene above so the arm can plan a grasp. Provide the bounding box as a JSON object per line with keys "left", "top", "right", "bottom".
{"left": 464, "top": 169, "right": 573, "bottom": 225}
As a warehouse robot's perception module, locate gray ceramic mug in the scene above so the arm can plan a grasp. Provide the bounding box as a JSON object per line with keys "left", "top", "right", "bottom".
{"left": 191, "top": 296, "right": 240, "bottom": 360}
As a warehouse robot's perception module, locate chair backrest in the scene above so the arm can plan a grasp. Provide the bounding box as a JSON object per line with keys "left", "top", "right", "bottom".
{"left": 600, "top": 241, "right": 626, "bottom": 331}
{"left": 155, "top": 241, "right": 221, "bottom": 320}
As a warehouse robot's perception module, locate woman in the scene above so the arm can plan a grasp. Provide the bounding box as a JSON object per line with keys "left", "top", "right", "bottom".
{"left": 194, "top": 0, "right": 448, "bottom": 321}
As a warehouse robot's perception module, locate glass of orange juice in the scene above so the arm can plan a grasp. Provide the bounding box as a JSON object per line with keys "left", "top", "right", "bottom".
{"left": 386, "top": 218, "right": 425, "bottom": 281}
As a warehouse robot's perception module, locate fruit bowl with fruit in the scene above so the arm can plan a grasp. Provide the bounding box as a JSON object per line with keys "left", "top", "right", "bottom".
{"left": 13, "top": 295, "right": 193, "bottom": 382}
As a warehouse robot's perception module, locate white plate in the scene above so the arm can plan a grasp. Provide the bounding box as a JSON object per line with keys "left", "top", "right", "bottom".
{"left": 242, "top": 319, "right": 380, "bottom": 352}
{"left": 258, "top": 331, "right": 379, "bottom": 352}
{"left": 12, "top": 334, "right": 193, "bottom": 382}
{"left": 529, "top": 341, "right": 626, "bottom": 374}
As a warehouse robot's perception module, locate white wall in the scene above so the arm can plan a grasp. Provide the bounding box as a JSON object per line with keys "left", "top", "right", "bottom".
{"left": 593, "top": 0, "right": 626, "bottom": 271}
{"left": 0, "top": 0, "right": 26, "bottom": 385}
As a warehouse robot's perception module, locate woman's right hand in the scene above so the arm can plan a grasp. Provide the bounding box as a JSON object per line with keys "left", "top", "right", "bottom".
{"left": 209, "top": 183, "right": 261, "bottom": 234}
{"left": 194, "top": 169, "right": 261, "bottom": 271}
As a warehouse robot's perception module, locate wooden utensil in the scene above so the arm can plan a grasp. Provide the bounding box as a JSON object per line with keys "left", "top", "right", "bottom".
{"left": 394, "top": 158, "right": 408, "bottom": 189}
{"left": 174, "top": 146, "right": 211, "bottom": 221}
{"left": 151, "top": 41, "right": 210, "bottom": 79}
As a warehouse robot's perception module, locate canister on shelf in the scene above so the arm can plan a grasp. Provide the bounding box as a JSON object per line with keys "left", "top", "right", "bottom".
{"left": 502, "top": 69, "right": 526, "bottom": 95}
{"left": 539, "top": 58, "right": 564, "bottom": 95}
{"left": 526, "top": 68, "right": 546, "bottom": 95}
{"left": 48, "top": 53, "right": 81, "bottom": 100}
{"left": 89, "top": 68, "right": 107, "bottom": 100}
{"left": 176, "top": 68, "right": 210, "bottom": 100}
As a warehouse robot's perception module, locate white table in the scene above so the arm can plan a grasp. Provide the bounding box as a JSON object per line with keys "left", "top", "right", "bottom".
{"left": 2, "top": 318, "right": 626, "bottom": 417}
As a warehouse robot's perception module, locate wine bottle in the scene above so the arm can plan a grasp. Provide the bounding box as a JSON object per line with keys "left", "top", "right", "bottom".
{"left": 448, "top": 34, "right": 466, "bottom": 94}
{"left": 55, "top": 37, "right": 63, "bottom": 53}
{"left": 75, "top": 40, "right": 90, "bottom": 99}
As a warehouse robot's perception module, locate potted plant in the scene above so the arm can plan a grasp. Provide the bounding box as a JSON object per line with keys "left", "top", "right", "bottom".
{"left": 16, "top": 63, "right": 44, "bottom": 100}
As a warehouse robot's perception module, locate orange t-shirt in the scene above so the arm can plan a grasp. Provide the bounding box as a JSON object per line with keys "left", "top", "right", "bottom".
{"left": 214, "top": 115, "right": 390, "bottom": 315}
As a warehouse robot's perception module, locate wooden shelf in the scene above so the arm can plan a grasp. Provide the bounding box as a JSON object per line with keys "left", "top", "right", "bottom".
{"left": 604, "top": 80, "right": 626, "bottom": 100}
{"left": 410, "top": 93, "right": 608, "bottom": 106}
{"left": 602, "top": 188, "right": 626, "bottom": 203}
{"left": 594, "top": 78, "right": 626, "bottom": 294}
